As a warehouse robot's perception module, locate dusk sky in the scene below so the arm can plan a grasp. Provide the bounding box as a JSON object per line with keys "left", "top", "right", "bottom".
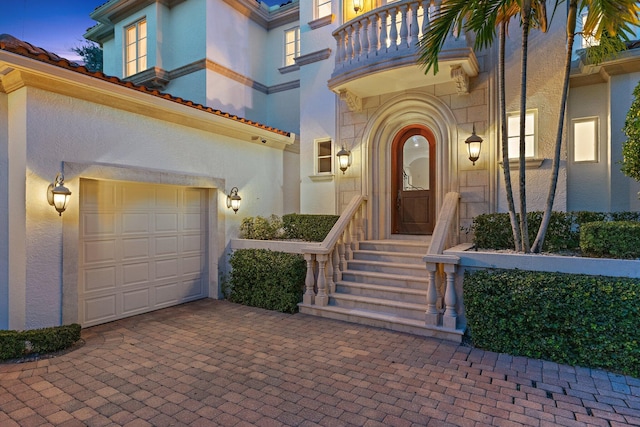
{"left": 0, "top": 0, "right": 283, "bottom": 62}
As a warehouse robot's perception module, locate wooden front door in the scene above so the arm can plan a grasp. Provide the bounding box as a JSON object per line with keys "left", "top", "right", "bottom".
{"left": 391, "top": 127, "right": 436, "bottom": 235}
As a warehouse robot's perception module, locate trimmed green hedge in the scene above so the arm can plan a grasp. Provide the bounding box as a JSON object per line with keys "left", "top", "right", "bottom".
{"left": 282, "top": 214, "right": 339, "bottom": 242}
{"left": 239, "top": 215, "right": 283, "bottom": 240}
{"left": 226, "top": 249, "right": 306, "bottom": 313}
{"left": 472, "top": 211, "right": 640, "bottom": 253}
{"left": 580, "top": 221, "right": 640, "bottom": 259}
{"left": 464, "top": 269, "right": 640, "bottom": 377}
{"left": 0, "top": 324, "right": 82, "bottom": 360}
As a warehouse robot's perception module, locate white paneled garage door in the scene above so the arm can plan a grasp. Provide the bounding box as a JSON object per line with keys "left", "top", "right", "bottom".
{"left": 79, "top": 179, "right": 208, "bottom": 327}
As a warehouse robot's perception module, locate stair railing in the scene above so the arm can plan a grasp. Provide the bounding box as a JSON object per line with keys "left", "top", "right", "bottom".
{"left": 424, "top": 192, "right": 461, "bottom": 330}
{"left": 302, "top": 195, "right": 367, "bottom": 307}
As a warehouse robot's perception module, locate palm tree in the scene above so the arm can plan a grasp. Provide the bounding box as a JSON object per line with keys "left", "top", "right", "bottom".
{"left": 531, "top": 0, "right": 639, "bottom": 252}
{"left": 418, "top": 0, "right": 550, "bottom": 252}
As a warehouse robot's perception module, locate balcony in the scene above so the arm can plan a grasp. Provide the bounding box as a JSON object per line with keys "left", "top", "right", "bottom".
{"left": 328, "top": 0, "right": 479, "bottom": 110}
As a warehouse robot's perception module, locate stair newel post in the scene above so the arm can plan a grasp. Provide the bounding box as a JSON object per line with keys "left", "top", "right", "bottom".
{"left": 424, "top": 262, "right": 440, "bottom": 325}
{"left": 303, "top": 253, "right": 316, "bottom": 305}
{"left": 326, "top": 250, "right": 335, "bottom": 294}
{"left": 442, "top": 263, "right": 458, "bottom": 329}
{"left": 333, "top": 244, "right": 341, "bottom": 287}
{"left": 316, "top": 254, "right": 329, "bottom": 306}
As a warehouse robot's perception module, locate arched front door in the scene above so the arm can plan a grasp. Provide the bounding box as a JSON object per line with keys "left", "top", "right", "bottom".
{"left": 391, "top": 126, "right": 436, "bottom": 235}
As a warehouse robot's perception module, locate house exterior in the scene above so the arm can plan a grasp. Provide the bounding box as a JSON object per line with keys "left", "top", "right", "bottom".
{"left": 1, "top": 0, "right": 639, "bottom": 332}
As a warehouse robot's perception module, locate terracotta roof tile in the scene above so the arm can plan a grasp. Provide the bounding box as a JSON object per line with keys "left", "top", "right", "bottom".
{"left": 0, "top": 34, "right": 291, "bottom": 138}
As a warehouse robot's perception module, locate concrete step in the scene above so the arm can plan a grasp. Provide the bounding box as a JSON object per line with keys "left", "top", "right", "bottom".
{"left": 330, "top": 293, "right": 425, "bottom": 321}
{"left": 336, "top": 280, "right": 427, "bottom": 304}
{"left": 346, "top": 259, "right": 426, "bottom": 276}
{"left": 358, "top": 240, "right": 429, "bottom": 254}
{"left": 340, "top": 270, "right": 427, "bottom": 290}
{"left": 352, "top": 250, "right": 425, "bottom": 265}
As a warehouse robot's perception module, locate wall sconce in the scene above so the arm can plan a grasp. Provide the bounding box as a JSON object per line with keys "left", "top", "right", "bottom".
{"left": 353, "top": 0, "right": 362, "bottom": 13}
{"left": 337, "top": 146, "right": 352, "bottom": 174}
{"left": 47, "top": 172, "right": 71, "bottom": 216}
{"left": 226, "top": 187, "right": 241, "bottom": 213}
{"left": 465, "top": 125, "right": 483, "bottom": 165}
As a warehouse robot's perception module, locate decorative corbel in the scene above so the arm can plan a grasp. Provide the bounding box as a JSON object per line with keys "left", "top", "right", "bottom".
{"left": 450, "top": 65, "right": 469, "bottom": 95}
{"left": 339, "top": 89, "right": 362, "bottom": 112}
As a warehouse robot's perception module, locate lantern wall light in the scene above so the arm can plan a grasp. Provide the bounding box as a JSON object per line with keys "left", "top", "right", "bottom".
{"left": 226, "top": 187, "right": 241, "bottom": 213}
{"left": 47, "top": 172, "right": 71, "bottom": 216}
{"left": 353, "top": 0, "right": 362, "bottom": 13}
{"left": 465, "top": 125, "right": 483, "bottom": 165}
{"left": 336, "top": 146, "right": 352, "bottom": 174}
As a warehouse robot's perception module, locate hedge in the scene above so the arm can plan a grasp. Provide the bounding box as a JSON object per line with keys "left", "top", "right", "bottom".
{"left": 580, "top": 221, "right": 640, "bottom": 259}
{"left": 464, "top": 269, "right": 640, "bottom": 377}
{"left": 0, "top": 323, "right": 82, "bottom": 360}
{"left": 282, "top": 213, "right": 339, "bottom": 242}
{"left": 226, "top": 249, "right": 306, "bottom": 313}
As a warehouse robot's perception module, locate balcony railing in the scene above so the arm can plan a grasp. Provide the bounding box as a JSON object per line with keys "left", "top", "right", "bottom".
{"left": 329, "top": 0, "right": 478, "bottom": 104}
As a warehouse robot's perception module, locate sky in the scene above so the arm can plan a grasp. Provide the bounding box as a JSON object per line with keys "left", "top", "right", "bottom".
{"left": 0, "top": 0, "right": 283, "bottom": 62}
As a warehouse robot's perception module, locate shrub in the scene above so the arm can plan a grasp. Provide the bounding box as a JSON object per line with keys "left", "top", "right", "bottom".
{"left": 227, "top": 249, "right": 306, "bottom": 313}
{"left": 0, "top": 324, "right": 82, "bottom": 360}
{"left": 580, "top": 221, "right": 640, "bottom": 259}
{"left": 282, "top": 214, "right": 339, "bottom": 242}
{"left": 239, "top": 215, "right": 283, "bottom": 240}
{"left": 621, "top": 80, "right": 640, "bottom": 181}
{"left": 464, "top": 269, "right": 640, "bottom": 377}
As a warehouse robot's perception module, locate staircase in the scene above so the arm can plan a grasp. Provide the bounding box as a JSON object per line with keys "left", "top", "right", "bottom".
{"left": 299, "top": 237, "right": 462, "bottom": 341}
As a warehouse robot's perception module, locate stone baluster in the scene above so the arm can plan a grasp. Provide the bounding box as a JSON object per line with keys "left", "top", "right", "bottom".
{"left": 421, "top": 0, "right": 431, "bottom": 35}
{"left": 424, "top": 262, "right": 440, "bottom": 325}
{"left": 379, "top": 10, "right": 389, "bottom": 52}
{"left": 443, "top": 264, "right": 458, "bottom": 329}
{"left": 354, "top": 21, "right": 362, "bottom": 60}
{"left": 357, "top": 204, "right": 366, "bottom": 243}
{"left": 410, "top": 2, "right": 419, "bottom": 45}
{"left": 303, "top": 254, "right": 316, "bottom": 305}
{"left": 333, "top": 242, "right": 342, "bottom": 285}
{"left": 344, "top": 222, "right": 353, "bottom": 261}
{"left": 346, "top": 25, "right": 354, "bottom": 61}
{"left": 350, "top": 216, "right": 359, "bottom": 253}
{"left": 339, "top": 234, "right": 348, "bottom": 273}
{"left": 334, "top": 31, "right": 345, "bottom": 65}
{"left": 369, "top": 15, "right": 378, "bottom": 55}
{"left": 399, "top": 4, "right": 409, "bottom": 48}
{"left": 316, "top": 254, "right": 329, "bottom": 306}
{"left": 389, "top": 7, "right": 398, "bottom": 50}
{"left": 326, "top": 251, "right": 335, "bottom": 294}
{"left": 361, "top": 18, "right": 370, "bottom": 56}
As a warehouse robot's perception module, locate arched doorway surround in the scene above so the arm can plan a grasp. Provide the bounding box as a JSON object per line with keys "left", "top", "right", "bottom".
{"left": 359, "top": 93, "right": 459, "bottom": 240}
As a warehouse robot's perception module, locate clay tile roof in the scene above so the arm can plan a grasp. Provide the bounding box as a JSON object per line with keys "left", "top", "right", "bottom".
{"left": 0, "top": 34, "right": 291, "bottom": 138}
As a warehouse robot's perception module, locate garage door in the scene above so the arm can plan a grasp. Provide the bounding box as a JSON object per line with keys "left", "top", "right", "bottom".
{"left": 78, "top": 179, "right": 208, "bottom": 327}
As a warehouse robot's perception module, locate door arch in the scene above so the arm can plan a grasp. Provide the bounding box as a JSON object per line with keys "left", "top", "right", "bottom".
{"left": 391, "top": 126, "right": 436, "bottom": 235}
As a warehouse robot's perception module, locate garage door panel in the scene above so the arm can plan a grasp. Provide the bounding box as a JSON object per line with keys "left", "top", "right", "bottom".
{"left": 122, "top": 213, "right": 151, "bottom": 234}
{"left": 122, "top": 288, "right": 150, "bottom": 314}
{"left": 83, "top": 266, "right": 117, "bottom": 291}
{"left": 79, "top": 179, "right": 208, "bottom": 327}
{"left": 122, "top": 262, "right": 150, "bottom": 286}
{"left": 84, "top": 239, "right": 117, "bottom": 264}
{"left": 84, "top": 295, "right": 117, "bottom": 323}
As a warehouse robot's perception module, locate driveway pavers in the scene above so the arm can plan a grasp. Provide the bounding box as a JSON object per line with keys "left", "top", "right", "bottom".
{"left": 1, "top": 299, "right": 639, "bottom": 426}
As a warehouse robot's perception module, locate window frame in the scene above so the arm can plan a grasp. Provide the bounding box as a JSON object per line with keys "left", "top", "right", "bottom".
{"left": 315, "top": 0, "right": 332, "bottom": 19}
{"left": 572, "top": 117, "right": 599, "bottom": 163}
{"left": 505, "top": 109, "right": 538, "bottom": 160}
{"left": 314, "top": 138, "right": 334, "bottom": 176}
{"left": 124, "top": 18, "right": 148, "bottom": 77}
{"left": 284, "top": 26, "right": 300, "bottom": 67}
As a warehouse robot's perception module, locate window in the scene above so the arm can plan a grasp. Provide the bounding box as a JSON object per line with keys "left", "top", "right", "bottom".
{"left": 573, "top": 118, "right": 598, "bottom": 162}
{"left": 316, "top": 0, "right": 331, "bottom": 18}
{"left": 315, "top": 139, "right": 333, "bottom": 174}
{"left": 284, "top": 27, "right": 300, "bottom": 67}
{"left": 125, "top": 19, "right": 147, "bottom": 77}
{"left": 506, "top": 110, "right": 537, "bottom": 159}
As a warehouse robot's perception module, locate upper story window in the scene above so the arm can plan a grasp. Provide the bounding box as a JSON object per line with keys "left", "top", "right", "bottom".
{"left": 316, "top": 0, "right": 332, "bottom": 19}
{"left": 315, "top": 138, "right": 333, "bottom": 175}
{"left": 506, "top": 110, "right": 537, "bottom": 159}
{"left": 284, "top": 27, "right": 300, "bottom": 67}
{"left": 125, "top": 19, "right": 147, "bottom": 77}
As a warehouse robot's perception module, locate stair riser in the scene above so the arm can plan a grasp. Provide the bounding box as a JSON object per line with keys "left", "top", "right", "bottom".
{"left": 330, "top": 297, "right": 426, "bottom": 321}
{"left": 341, "top": 272, "right": 427, "bottom": 289}
{"left": 352, "top": 252, "right": 424, "bottom": 264}
{"left": 347, "top": 261, "right": 426, "bottom": 276}
{"left": 335, "top": 284, "right": 426, "bottom": 304}
{"left": 358, "top": 242, "right": 428, "bottom": 254}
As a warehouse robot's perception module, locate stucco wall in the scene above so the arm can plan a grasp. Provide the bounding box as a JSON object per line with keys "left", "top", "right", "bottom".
{"left": 5, "top": 85, "right": 288, "bottom": 329}
{"left": 0, "top": 92, "right": 9, "bottom": 329}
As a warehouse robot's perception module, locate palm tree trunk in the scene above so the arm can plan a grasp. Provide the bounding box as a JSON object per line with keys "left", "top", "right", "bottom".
{"left": 499, "top": 22, "right": 522, "bottom": 251}
{"left": 519, "top": 1, "right": 532, "bottom": 253}
{"left": 532, "top": 0, "right": 578, "bottom": 253}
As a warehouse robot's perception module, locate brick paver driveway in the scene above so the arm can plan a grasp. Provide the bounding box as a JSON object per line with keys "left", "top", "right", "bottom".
{"left": 1, "top": 299, "right": 639, "bottom": 426}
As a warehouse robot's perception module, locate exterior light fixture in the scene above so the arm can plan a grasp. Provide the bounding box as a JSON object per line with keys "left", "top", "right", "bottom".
{"left": 337, "top": 146, "right": 352, "bottom": 174}
{"left": 353, "top": 0, "right": 362, "bottom": 13}
{"left": 465, "top": 125, "right": 483, "bottom": 165}
{"left": 226, "top": 187, "right": 241, "bottom": 213}
{"left": 47, "top": 172, "right": 71, "bottom": 216}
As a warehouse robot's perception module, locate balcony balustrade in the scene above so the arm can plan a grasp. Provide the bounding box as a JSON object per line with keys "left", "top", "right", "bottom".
{"left": 329, "top": 0, "right": 479, "bottom": 110}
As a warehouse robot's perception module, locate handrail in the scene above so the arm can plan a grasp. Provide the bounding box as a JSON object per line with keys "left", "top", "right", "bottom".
{"left": 426, "top": 191, "right": 460, "bottom": 255}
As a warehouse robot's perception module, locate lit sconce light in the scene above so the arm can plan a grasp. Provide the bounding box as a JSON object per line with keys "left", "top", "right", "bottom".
{"left": 226, "top": 187, "right": 241, "bottom": 213}
{"left": 47, "top": 172, "right": 71, "bottom": 216}
{"left": 465, "top": 125, "right": 483, "bottom": 166}
{"left": 353, "top": 0, "right": 362, "bottom": 13}
{"left": 337, "top": 146, "right": 352, "bottom": 174}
